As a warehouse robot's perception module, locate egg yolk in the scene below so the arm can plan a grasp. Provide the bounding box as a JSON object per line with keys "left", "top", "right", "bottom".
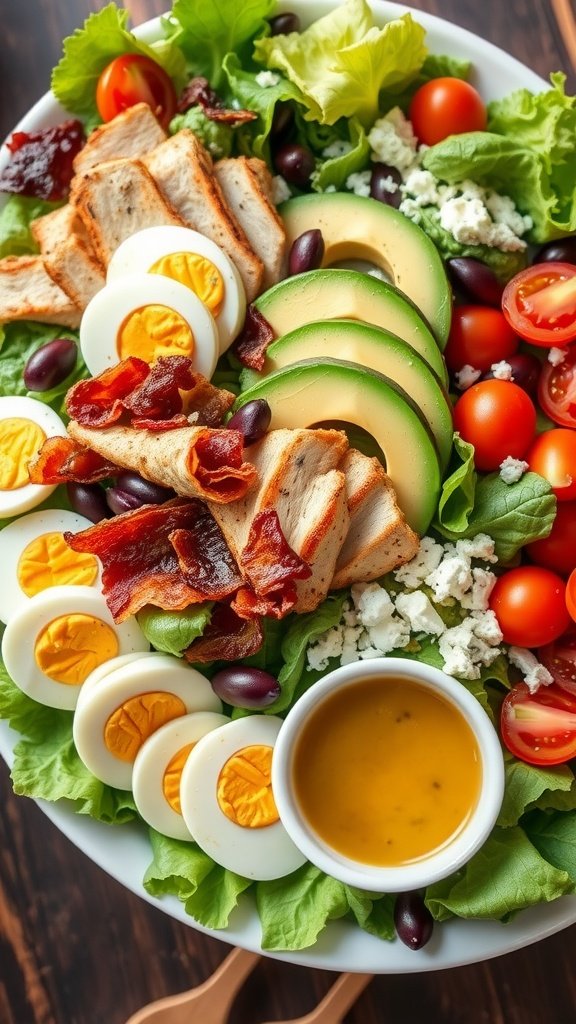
{"left": 217, "top": 744, "right": 279, "bottom": 828}
{"left": 163, "top": 742, "right": 195, "bottom": 813}
{"left": 149, "top": 252, "right": 225, "bottom": 317}
{"left": 34, "top": 613, "right": 119, "bottom": 685}
{"left": 104, "top": 692, "right": 187, "bottom": 763}
{"left": 117, "top": 305, "right": 195, "bottom": 363}
{"left": 17, "top": 532, "right": 99, "bottom": 596}
{"left": 0, "top": 418, "right": 46, "bottom": 490}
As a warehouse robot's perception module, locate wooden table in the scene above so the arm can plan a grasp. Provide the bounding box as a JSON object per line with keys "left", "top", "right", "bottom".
{"left": 1, "top": 2, "right": 575, "bottom": 1022}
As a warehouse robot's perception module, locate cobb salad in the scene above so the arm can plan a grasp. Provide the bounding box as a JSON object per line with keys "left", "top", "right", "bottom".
{"left": 0, "top": 0, "right": 576, "bottom": 960}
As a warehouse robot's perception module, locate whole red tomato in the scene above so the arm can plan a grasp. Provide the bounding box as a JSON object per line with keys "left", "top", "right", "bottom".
{"left": 453, "top": 379, "right": 536, "bottom": 471}
{"left": 444, "top": 306, "right": 519, "bottom": 373}
{"left": 526, "top": 428, "right": 576, "bottom": 501}
{"left": 489, "top": 566, "right": 571, "bottom": 647}
{"left": 526, "top": 502, "right": 576, "bottom": 577}
{"left": 409, "top": 78, "right": 487, "bottom": 146}
{"left": 96, "top": 54, "right": 177, "bottom": 129}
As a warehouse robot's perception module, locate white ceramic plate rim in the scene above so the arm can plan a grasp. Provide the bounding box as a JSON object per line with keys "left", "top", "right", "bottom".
{"left": 1, "top": 0, "right": 575, "bottom": 974}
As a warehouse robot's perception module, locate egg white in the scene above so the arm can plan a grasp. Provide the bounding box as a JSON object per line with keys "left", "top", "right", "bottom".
{"left": 0, "top": 396, "right": 67, "bottom": 518}
{"left": 73, "top": 653, "right": 222, "bottom": 789}
{"left": 1, "top": 585, "right": 149, "bottom": 711}
{"left": 0, "top": 508, "right": 102, "bottom": 624}
{"left": 132, "top": 711, "right": 230, "bottom": 840}
{"left": 106, "top": 226, "right": 246, "bottom": 354}
{"left": 79, "top": 274, "right": 219, "bottom": 378}
{"left": 179, "top": 716, "right": 308, "bottom": 880}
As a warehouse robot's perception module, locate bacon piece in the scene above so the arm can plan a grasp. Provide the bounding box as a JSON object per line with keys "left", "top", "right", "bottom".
{"left": 232, "top": 583, "right": 298, "bottom": 621}
{"left": 65, "top": 498, "right": 240, "bottom": 621}
{"left": 183, "top": 602, "right": 263, "bottom": 664}
{"left": 233, "top": 306, "right": 275, "bottom": 370}
{"left": 28, "top": 435, "right": 119, "bottom": 484}
{"left": 131, "top": 415, "right": 190, "bottom": 432}
{"left": 66, "top": 357, "right": 150, "bottom": 427}
{"left": 240, "top": 509, "right": 311, "bottom": 595}
{"left": 177, "top": 77, "right": 257, "bottom": 125}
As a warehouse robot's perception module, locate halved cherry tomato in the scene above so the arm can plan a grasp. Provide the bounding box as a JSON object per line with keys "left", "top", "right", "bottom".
{"left": 567, "top": 569, "right": 576, "bottom": 623}
{"left": 526, "top": 501, "right": 576, "bottom": 577}
{"left": 526, "top": 428, "right": 576, "bottom": 502}
{"left": 502, "top": 263, "right": 576, "bottom": 347}
{"left": 452, "top": 379, "right": 536, "bottom": 471}
{"left": 500, "top": 682, "right": 576, "bottom": 765}
{"left": 96, "top": 54, "right": 177, "bottom": 130}
{"left": 539, "top": 625, "right": 576, "bottom": 694}
{"left": 409, "top": 78, "right": 487, "bottom": 146}
{"left": 489, "top": 565, "right": 571, "bottom": 648}
{"left": 538, "top": 344, "right": 576, "bottom": 428}
{"left": 444, "top": 305, "right": 519, "bottom": 373}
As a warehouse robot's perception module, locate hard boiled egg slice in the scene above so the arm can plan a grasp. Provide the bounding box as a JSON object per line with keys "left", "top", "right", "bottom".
{"left": 80, "top": 274, "right": 219, "bottom": 378}
{"left": 107, "top": 226, "right": 246, "bottom": 354}
{"left": 0, "top": 396, "right": 67, "bottom": 518}
{"left": 132, "top": 711, "right": 230, "bottom": 840}
{"left": 1, "top": 585, "right": 149, "bottom": 711}
{"left": 73, "top": 653, "right": 222, "bottom": 790}
{"left": 0, "top": 508, "right": 101, "bottom": 624}
{"left": 179, "top": 716, "right": 307, "bottom": 880}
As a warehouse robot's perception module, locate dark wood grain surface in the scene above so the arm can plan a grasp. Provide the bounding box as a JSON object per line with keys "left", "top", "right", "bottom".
{"left": 1, "top": 2, "right": 576, "bottom": 1023}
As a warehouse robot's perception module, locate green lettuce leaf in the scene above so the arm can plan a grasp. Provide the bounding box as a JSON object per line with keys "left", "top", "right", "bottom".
{"left": 310, "top": 117, "right": 370, "bottom": 192}
{"left": 136, "top": 604, "right": 212, "bottom": 657}
{"left": 497, "top": 755, "right": 576, "bottom": 828}
{"left": 425, "top": 826, "right": 576, "bottom": 922}
{"left": 0, "top": 667, "right": 136, "bottom": 823}
{"left": 379, "top": 53, "right": 471, "bottom": 115}
{"left": 169, "top": 106, "right": 234, "bottom": 158}
{"left": 184, "top": 865, "right": 253, "bottom": 928}
{"left": 0, "top": 196, "right": 62, "bottom": 258}
{"left": 51, "top": 4, "right": 186, "bottom": 120}
{"left": 0, "top": 321, "right": 84, "bottom": 414}
{"left": 524, "top": 810, "right": 576, "bottom": 880}
{"left": 143, "top": 829, "right": 216, "bottom": 899}
{"left": 170, "top": 0, "right": 275, "bottom": 89}
{"left": 268, "top": 594, "right": 347, "bottom": 713}
{"left": 254, "top": 0, "right": 427, "bottom": 128}
{"left": 222, "top": 52, "right": 303, "bottom": 161}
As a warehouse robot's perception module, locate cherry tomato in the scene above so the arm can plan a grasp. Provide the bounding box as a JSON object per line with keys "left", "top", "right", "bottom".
{"left": 444, "top": 305, "right": 519, "bottom": 373}
{"left": 96, "top": 54, "right": 177, "bottom": 130}
{"left": 539, "top": 625, "right": 576, "bottom": 694}
{"left": 502, "top": 263, "right": 576, "bottom": 348}
{"left": 489, "top": 566, "right": 571, "bottom": 648}
{"left": 500, "top": 682, "right": 576, "bottom": 765}
{"left": 538, "top": 344, "right": 576, "bottom": 428}
{"left": 526, "top": 501, "right": 576, "bottom": 577}
{"left": 526, "top": 428, "right": 576, "bottom": 502}
{"left": 409, "top": 78, "right": 487, "bottom": 146}
{"left": 453, "top": 379, "right": 536, "bottom": 472}
{"left": 567, "top": 569, "right": 576, "bottom": 623}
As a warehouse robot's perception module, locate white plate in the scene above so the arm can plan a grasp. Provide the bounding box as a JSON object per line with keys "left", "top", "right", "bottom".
{"left": 1, "top": 0, "right": 575, "bottom": 974}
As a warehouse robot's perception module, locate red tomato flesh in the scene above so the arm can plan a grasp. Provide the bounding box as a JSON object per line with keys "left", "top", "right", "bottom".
{"left": 501, "top": 682, "right": 576, "bottom": 765}
{"left": 453, "top": 379, "right": 536, "bottom": 472}
{"left": 538, "top": 344, "right": 576, "bottom": 428}
{"left": 444, "top": 305, "right": 519, "bottom": 373}
{"left": 502, "top": 263, "right": 576, "bottom": 347}
{"left": 526, "top": 428, "right": 576, "bottom": 502}
{"left": 96, "top": 54, "right": 177, "bottom": 129}
{"left": 567, "top": 569, "right": 576, "bottom": 624}
{"left": 409, "top": 77, "right": 487, "bottom": 146}
{"left": 489, "top": 565, "right": 571, "bottom": 648}
{"left": 539, "top": 626, "right": 576, "bottom": 694}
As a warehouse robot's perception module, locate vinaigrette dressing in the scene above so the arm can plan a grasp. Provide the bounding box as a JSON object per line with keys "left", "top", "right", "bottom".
{"left": 292, "top": 676, "right": 482, "bottom": 866}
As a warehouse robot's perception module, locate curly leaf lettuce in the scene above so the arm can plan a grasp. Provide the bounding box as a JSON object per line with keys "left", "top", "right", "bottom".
{"left": 136, "top": 603, "right": 212, "bottom": 657}
{"left": 169, "top": 0, "right": 275, "bottom": 89}
{"left": 254, "top": 0, "right": 427, "bottom": 127}
{"left": 0, "top": 196, "right": 62, "bottom": 259}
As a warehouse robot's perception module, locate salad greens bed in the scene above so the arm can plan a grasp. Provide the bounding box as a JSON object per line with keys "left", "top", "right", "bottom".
{"left": 1, "top": 0, "right": 576, "bottom": 951}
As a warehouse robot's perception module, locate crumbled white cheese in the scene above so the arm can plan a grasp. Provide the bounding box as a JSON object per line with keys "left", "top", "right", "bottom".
{"left": 271, "top": 175, "right": 292, "bottom": 205}
{"left": 425, "top": 554, "right": 473, "bottom": 604}
{"left": 455, "top": 364, "right": 482, "bottom": 390}
{"left": 485, "top": 191, "right": 533, "bottom": 236}
{"left": 459, "top": 568, "right": 497, "bottom": 611}
{"left": 395, "top": 591, "right": 445, "bottom": 636}
{"left": 306, "top": 626, "right": 345, "bottom": 672}
{"left": 470, "top": 608, "right": 504, "bottom": 646}
{"left": 490, "top": 360, "right": 514, "bottom": 381}
{"left": 255, "top": 70, "right": 281, "bottom": 88}
{"left": 400, "top": 168, "right": 440, "bottom": 207}
{"left": 499, "top": 456, "right": 529, "bottom": 485}
{"left": 323, "top": 184, "right": 338, "bottom": 193}
{"left": 351, "top": 582, "right": 411, "bottom": 653}
{"left": 455, "top": 535, "right": 498, "bottom": 563}
{"left": 368, "top": 107, "right": 419, "bottom": 172}
{"left": 322, "top": 139, "right": 354, "bottom": 159}
{"left": 508, "top": 646, "right": 554, "bottom": 693}
{"left": 438, "top": 614, "right": 502, "bottom": 680}
{"left": 346, "top": 170, "right": 372, "bottom": 197}
{"left": 393, "top": 536, "right": 444, "bottom": 589}
{"left": 548, "top": 347, "right": 568, "bottom": 366}
{"left": 377, "top": 173, "right": 400, "bottom": 195}
{"left": 438, "top": 195, "right": 527, "bottom": 253}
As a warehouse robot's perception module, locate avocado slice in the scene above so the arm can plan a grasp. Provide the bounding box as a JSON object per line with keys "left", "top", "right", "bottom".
{"left": 279, "top": 194, "right": 452, "bottom": 347}
{"left": 255, "top": 268, "right": 448, "bottom": 386}
{"left": 236, "top": 358, "right": 442, "bottom": 535}
{"left": 262, "top": 320, "right": 453, "bottom": 471}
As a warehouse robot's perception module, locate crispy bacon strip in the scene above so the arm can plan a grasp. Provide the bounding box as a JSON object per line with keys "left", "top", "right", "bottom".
{"left": 232, "top": 583, "right": 299, "bottom": 621}
{"left": 66, "top": 357, "right": 150, "bottom": 427}
{"left": 65, "top": 498, "right": 240, "bottom": 621}
{"left": 183, "top": 602, "right": 263, "bottom": 663}
{"left": 187, "top": 430, "right": 258, "bottom": 501}
{"left": 229, "top": 510, "right": 312, "bottom": 620}
{"left": 28, "top": 435, "right": 119, "bottom": 484}
{"left": 233, "top": 305, "right": 275, "bottom": 370}
{"left": 178, "top": 77, "right": 258, "bottom": 125}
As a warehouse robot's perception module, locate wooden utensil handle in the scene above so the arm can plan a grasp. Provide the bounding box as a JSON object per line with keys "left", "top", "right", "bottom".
{"left": 299, "top": 973, "right": 373, "bottom": 1024}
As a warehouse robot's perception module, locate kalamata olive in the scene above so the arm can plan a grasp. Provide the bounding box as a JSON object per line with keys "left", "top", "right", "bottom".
{"left": 370, "top": 163, "right": 402, "bottom": 209}
{"left": 23, "top": 337, "right": 77, "bottom": 391}
{"left": 481, "top": 351, "right": 542, "bottom": 396}
{"left": 288, "top": 229, "right": 325, "bottom": 276}
{"left": 447, "top": 257, "right": 504, "bottom": 307}
{"left": 394, "top": 891, "right": 434, "bottom": 950}
{"left": 115, "top": 470, "right": 174, "bottom": 506}
{"left": 105, "top": 487, "right": 144, "bottom": 516}
{"left": 211, "top": 666, "right": 281, "bottom": 709}
{"left": 271, "top": 102, "right": 295, "bottom": 142}
{"left": 66, "top": 482, "right": 110, "bottom": 523}
{"left": 533, "top": 237, "right": 576, "bottom": 266}
{"left": 268, "top": 11, "right": 301, "bottom": 34}
{"left": 273, "top": 142, "right": 315, "bottom": 187}
{"left": 227, "top": 399, "right": 272, "bottom": 444}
